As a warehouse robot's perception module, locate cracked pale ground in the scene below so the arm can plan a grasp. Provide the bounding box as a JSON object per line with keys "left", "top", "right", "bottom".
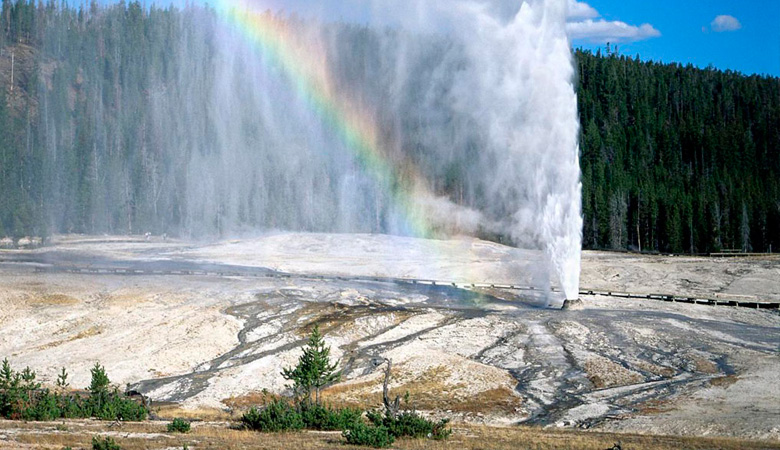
{"left": 0, "top": 234, "right": 778, "bottom": 441}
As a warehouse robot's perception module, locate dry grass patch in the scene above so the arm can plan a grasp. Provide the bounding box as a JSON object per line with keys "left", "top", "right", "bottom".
{"left": 584, "top": 356, "right": 645, "bottom": 389}
{"left": 36, "top": 325, "right": 103, "bottom": 351}
{"left": 634, "top": 360, "right": 675, "bottom": 378}
{"left": 321, "top": 365, "right": 457, "bottom": 411}
{"left": 690, "top": 355, "right": 719, "bottom": 374}
{"left": 107, "top": 292, "right": 160, "bottom": 307}
{"left": 28, "top": 293, "right": 80, "bottom": 306}
{"left": 223, "top": 390, "right": 365, "bottom": 415}
{"left": 447, "top": 426, "right": 780, "bottom": 450}
{"left": 709, "top": 374, "right": 739, "bottom": 388}
{"left": 153, "top": 404, "right": 233, "bottom": 421}
{"left": 444, "top": 387, "right": 523, "bottom": 415}
{"left": 71, "top": 326, "right": 103, "bottom": 340}
{"left": 320, "top": 378, "right": 381, "bottom": 410}
{"left": 1, "top": 420, "right": 779, "bottom": 450}
{"left": 223, "top": 391, "right": 277, "bottom": 411}
{"left": 393, "top": 365, "right": 462, "bottom": 401}
{"left": 322, "top": 366, "right": 522, "bottom": 415}
{"left": 636, "top": 398, "right": 674, "bottom": 415}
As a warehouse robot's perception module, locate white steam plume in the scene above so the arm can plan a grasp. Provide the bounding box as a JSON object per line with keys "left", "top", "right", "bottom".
{"left": 165, "top": 0, "right": 584, "bottom": 301}
{"left": 389, "top": 0, "right": 583, "bottom": 300}
{"left": 44, "top": 0, "right": 583, "bottom": 302}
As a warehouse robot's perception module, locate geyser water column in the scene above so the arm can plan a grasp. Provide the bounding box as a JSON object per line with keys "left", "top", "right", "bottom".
{"left": 473, "top": 0, "right": 582, "bottom": 302}
{"left": 383, "top": 0, "right": 583, "bottom": 301}
{"left": 208, "top": 0, "right": 582, "bottom": 302}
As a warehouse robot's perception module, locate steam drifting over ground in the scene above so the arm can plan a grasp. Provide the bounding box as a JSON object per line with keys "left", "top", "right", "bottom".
{"left": 40, "top": 0, "right": 581, "bottom": 299}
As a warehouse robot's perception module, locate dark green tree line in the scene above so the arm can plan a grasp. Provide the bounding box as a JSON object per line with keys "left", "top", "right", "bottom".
{"left": 577, "top": 48, "right": 779, "bottom": 253}
{"left": 0, "top": 0, "right": 777, "bottom": 253}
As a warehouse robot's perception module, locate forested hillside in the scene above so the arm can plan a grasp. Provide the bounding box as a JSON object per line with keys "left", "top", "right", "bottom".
{"left": 0, "top": 0, "right": 778, "bottom": 253}
{"left": 578, "top": 49, "right": 780, "bottom": 253}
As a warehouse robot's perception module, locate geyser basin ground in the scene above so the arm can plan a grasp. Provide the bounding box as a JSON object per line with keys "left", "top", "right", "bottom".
{"left": 0, "top": 233, "right": 778, "bottom": 441}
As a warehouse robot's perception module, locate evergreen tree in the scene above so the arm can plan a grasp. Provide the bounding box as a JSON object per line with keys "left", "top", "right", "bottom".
{"left": 88, "top": 362, "right": 110, "bottom": 395}
{"left": 87, "top": 362, "right": 110, "bottom": 413}
{"left": 281, "top": 325, "right": 340, "bottom": 406}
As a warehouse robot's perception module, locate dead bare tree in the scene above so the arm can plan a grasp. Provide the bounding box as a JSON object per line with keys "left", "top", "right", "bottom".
{"left": 381, "top": 358, "right": 400, "bottom": 419}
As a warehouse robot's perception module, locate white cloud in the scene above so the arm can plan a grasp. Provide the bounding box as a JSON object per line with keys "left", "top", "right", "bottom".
{"left": 567, "top": 19, "right": 661, "bottom": 43}
{"left": 568, "top": 0, "right": 599, "bottom": 21}
{"left": 710, "top": 15, "right": 741, "bottom": 32}
{"left": 566, "top": 1, "right": 660, "bottom": 44}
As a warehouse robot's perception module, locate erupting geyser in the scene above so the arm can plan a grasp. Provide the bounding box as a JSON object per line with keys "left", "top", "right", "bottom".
{"left": 425, "top": 0, "right": 582, "bottom": 301}
{"left": 41, "top": 0, "right": 582, "bottom": 302}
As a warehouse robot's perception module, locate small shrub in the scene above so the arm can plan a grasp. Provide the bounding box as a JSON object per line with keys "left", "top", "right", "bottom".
{"left": 368, "top": 410, "right": 451, "bottom": 440}
{"left": 240, "top": 398, "right": 304, "bottom": 432}
{"left": 92, "top": 435, "right": 121, "bottom": 450}
{"left": 86, "top": 389, "right": 147, "bottom": 421}
{"left": 84, "top": 364, "right": 147, "bottom": 421}
{"left": 21, "top": 389, "right": 62, "bottom": 421}
{"left": 0, "top": 359, "right": 146, "bottom": 422}
{"left": 299, "top": 403, "right": 362, "bottom": 430}
{"left": 367, "top": 358, "right": 453, "bottom": 442}
{"left": 57, "top": 367, "right": 69, "bottom": 389}
{"left": 429, "top": 418, "right": 452, "bottom": 440}
{"left": 343, "top": 421, "right": 394, "bottom": 448}
{"left": 59, "top": 394, "right": 86, "bottom": 419}
{"left": 167, "top": 417, "right": 191, "bottom": 433}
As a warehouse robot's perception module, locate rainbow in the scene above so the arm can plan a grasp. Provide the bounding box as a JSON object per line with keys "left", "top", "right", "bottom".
{"left": 214, "top": 2, "right": 440, "bottom": 238}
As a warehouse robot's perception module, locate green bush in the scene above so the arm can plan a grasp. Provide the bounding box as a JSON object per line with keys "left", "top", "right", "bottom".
{"left": 368, "top": 410, "right": 451, "bottom": 440}
{"left": 240, "top": 395, "right": 362, "bottom": 433}
{"left": 0, "top": 359, "right": 146, "bottom": 422}
{"left": 92, "top": 435, "right": 121, "bottom": 450}
{"left": 20, "top": 389, "right": 61, "bottom": 421}
{"left": 0, "top": 358, "right": 37, "bottom": 419}
{"left": 343, "top": 422, "right": 394, "bottom": 448}
{"left": 59, "top": 394, "right": 86, "bottom": 419}
{"left": 240, "top": 398, "right": 304, "bottom": 432}
{"left": 299, "top": 403, "right": 362, "bottom": 431}
{"left": 83, "top": 389, "right": 147, "bottom": 421}
{"left": 167, "top": 417, "right": 192, "bottom": 433}
{"left": 84, "top": 363, "right": 147, "bottom": 421}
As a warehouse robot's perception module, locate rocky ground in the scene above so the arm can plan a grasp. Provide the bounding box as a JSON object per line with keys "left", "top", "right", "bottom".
{"left": 0, "top": 234, "right": 778, "bottom": 442}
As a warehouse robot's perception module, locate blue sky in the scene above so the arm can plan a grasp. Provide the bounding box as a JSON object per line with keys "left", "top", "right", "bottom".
{"left": 568, "top": 0, "right": 780, "bottom": 76}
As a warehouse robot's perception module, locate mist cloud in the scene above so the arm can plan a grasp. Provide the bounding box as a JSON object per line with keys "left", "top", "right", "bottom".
{"left": 40, "top": 0, "right": 583, "bottom": 301}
